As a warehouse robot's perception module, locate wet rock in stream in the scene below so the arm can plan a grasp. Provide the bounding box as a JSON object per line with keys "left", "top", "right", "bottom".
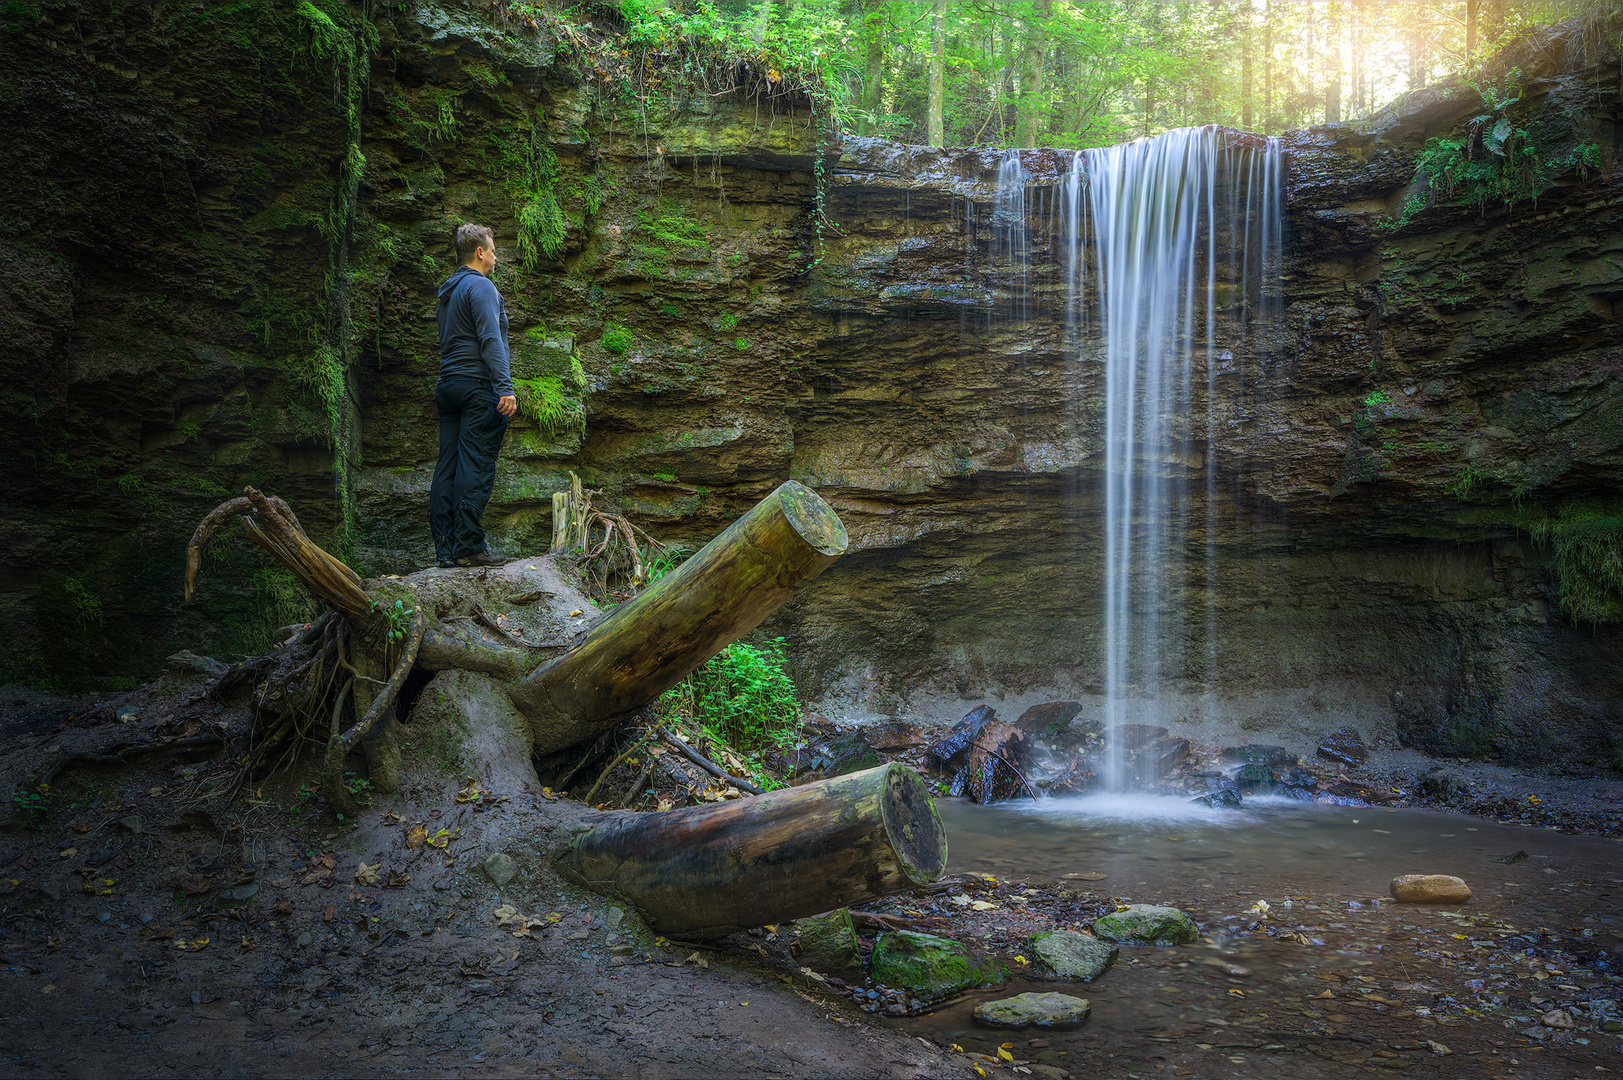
{"left": 869, "top": 930, "right": 1009, "bottom": 1001}
{"left": 1027, "top": 929, "right": 1118, "bottom": 981}
{"left": 924, "top": 705, "right": 996, "bottom": 766}
{"left": 973, "top": 991, "right": 1091, "bottom": 1029}
{"left": 1389, "top": 873, "right": 1473, "bottom": 904}
{"left": 1091, "top": 904, "right": 1199, "bottom": 946}
{"left": 960, "top": 719, "right": 1035, "bottom": 803}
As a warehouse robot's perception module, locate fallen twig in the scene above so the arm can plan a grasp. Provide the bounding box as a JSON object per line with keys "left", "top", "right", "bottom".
{"left": 658, "top": 728, "right": 765, "bottom": 796}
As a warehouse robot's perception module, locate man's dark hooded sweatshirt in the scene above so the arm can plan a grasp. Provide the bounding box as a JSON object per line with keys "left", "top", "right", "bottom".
{"left": 430, "top": 265, "right": 513, "bottom": 563}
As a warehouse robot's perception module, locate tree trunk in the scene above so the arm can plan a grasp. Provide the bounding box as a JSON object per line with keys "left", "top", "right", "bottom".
{"left": 927, "top": 1, "right": 946, "bottom": 146}
{"left": 1466, "top": 0, "right": 1478, "bottom": 68}
{"left": 1013, "top": 0, "right": 1051, "bottom": 148}
{"left": 509, "top": 480, "right": 848, "bottom": 753}
{"left": 860, "top": 1, "right": 885, "bottom": 135}
{"left": 554, "top": 763, "right": 947, "bottom": 938}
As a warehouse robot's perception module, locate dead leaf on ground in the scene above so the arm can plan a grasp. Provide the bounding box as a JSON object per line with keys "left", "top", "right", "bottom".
{"left": 174, "top": 937, "right": 210, "bottom": 951}
{"left": 684, "top": 951, "right": 709, "bottom": 969}
{"left": 425, "top": 829, "right": 452, "bottom": 850}
{"left": 322, "top": 904, "right": 335, "bottom": 922}
{"left": 456, "top": 779, "right": 483, "bottom": 804}
{"left": 405, "top": 825, "right": 427, "bottom": 850}
{"left": 70, "top": 823, "right": 90, "bottom": 834}
{"left": 58, "top": 847, "right": 77, "bottom": 860}
{"left": 81, "top": 878, "right": 115, "bottom": 897}
{"left": 179, "top": 874, "right": 214, "bottom": 895}
{"left": 385, "top": 869, "right": 409, "bottom": 888}
{"left": 355, "top": 862, "right": 381, "bottom": 886}
{"left": 970, "top": 900, "right": 998, "bottom": 911}
{"left": 273, "top": 900, "right": 294, "bottom": 916}
{"left": 381, "top": 810, "right": 405, "bottom": 826}
{"left": 301, "top": 868, "right": 332, "bottom": 885}
{"left": 141, "top": 927, "right": 173, "bottom": 941}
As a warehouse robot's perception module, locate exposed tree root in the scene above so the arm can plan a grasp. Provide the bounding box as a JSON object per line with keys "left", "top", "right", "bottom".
{"left": 321, "top": 609, "right": 425, "bottom": 818}
{"left": 35, "top": 735, "right": 227, "bottom": 790}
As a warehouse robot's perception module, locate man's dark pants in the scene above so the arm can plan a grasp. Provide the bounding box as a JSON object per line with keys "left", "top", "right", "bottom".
{"left": 429, "top": 376, "right": 508, "bottom": 562}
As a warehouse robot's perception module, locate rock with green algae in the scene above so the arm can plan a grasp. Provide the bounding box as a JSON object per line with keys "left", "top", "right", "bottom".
{"left": 794, "top": 908, "right": 861, "bottom": 974}
{"left": 1027, "top": 929, "right": 1117, "bottom": 981}
{"left": 869, "top": 930, "right": 1008, "bottom": 1001}
{"left": 973, "top": 991, "right": 1091, "bottom": 1029}
{"left": 1091, "top": 903, "right": 1199, "bottom": 946}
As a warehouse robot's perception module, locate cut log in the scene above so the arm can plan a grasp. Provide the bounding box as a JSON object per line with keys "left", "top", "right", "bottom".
{"left": 510, "top": 480, "right": 848, "bottom": 753}
{"left": 554, "top": 763, "right": 947, "bottom": 939}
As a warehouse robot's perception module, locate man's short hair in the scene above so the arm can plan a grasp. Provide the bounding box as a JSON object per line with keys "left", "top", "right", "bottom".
{"left": 455, "top": 223, "right": 494, "bottom": 264}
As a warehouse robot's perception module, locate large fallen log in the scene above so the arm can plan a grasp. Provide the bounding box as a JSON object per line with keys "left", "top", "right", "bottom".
{"left": 510, "top": 479, "right": 848, "bottom": 753}
{"left": 553, "top": 763, "right": 948, "bottom": 939}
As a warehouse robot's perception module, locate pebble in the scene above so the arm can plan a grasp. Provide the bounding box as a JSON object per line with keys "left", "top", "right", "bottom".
{"left": 1540, "top": 1008, "right": 1575, "bottom": 1029}
{"left": 1389, "top": 874, "right": 1472, "bottom": 904}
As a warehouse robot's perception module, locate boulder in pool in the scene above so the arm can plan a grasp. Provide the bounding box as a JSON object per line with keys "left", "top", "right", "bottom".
{"left": 1028, "top": 929, "right": 1118, "bottom": 981}
{"left": 1092, "top": 903, "right": 1199, "bottom": 945}
{"left": 1390, "top": 874, "right": 1472, "bottom": 904}
{"left": 1191, "top": 789, "right": 1242, "bottom": 809}
{"left": 870, "top": 930, "right": 1008, "bottom": 1000}
{"left": 974, "top": 991, "right": 1091, "bottom": 1029}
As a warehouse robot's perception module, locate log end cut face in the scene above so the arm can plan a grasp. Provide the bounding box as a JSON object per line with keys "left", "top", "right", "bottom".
{"left": 776, "top": 480, "right": 849, "bottom": 557}
{"left": 880, "top": 762, "right": 948, "bottom": 885}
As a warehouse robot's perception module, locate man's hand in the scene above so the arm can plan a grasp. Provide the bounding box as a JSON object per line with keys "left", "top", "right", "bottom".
{"left": 497, "top": 395, "right": 517, "bottom": 417}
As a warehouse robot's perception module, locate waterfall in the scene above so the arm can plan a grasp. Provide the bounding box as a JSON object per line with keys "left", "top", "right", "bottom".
{"left": 1062, "top": 128, "right": 1283, "bottom": 790}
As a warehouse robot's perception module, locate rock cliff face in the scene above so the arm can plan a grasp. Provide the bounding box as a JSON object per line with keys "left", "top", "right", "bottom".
{"left": 2, "top": 2, "right": 1618, "bottom": 766}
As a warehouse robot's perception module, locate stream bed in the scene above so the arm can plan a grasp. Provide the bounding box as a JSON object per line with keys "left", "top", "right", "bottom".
{"left": 887, "top": 795, "right": 1623, "bottom": 1078}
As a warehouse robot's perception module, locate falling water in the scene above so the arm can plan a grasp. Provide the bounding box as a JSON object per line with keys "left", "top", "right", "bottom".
{"left": 1061, "top": 128, "right": 1283, "bottom": 790}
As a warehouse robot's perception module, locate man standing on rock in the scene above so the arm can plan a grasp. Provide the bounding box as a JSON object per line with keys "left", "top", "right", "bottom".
{"left": 430, "top": 223, "right": 518, "bottom": 568}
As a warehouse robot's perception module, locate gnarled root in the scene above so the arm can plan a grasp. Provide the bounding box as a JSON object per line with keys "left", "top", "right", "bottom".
{"left": 321, "top": 609, "right": 426, "bottom": 818}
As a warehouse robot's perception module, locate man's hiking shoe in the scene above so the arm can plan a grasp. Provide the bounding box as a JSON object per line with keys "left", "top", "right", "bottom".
{"left": 436, "top": 559, "right": 458, "bottom": 569}
{"left": 455, "top": 549, "right": 507, "bottom": 567}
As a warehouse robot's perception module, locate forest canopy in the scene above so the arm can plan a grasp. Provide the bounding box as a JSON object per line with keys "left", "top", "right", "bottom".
{"left": 522, "top": 0, "right": 1617, "bottom": 147}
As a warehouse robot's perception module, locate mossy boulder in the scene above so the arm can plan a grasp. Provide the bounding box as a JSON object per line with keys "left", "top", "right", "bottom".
{"left": 795, "top": 908, "right": 861, "bottom": 974}
{"left": 1028, "top": 929, "right": 1118, "bottom": 981}
{"left": 1091, "top": 904, "right": 1199, "bottom": 946}
{"left": 870, "top": 930, "right": 1008, "bottom": 1001}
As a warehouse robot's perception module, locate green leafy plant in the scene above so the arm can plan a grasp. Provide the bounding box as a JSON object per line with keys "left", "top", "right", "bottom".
{"left": 601, "top": 324, "right": 634, "bottom": 355}
{"left": 11, "top": 783, "right": 50, "bottom": 828}
{"left": 379, "top": 598, "right": 414, "bottom": 642}
{"left": 662, "top": 637, "right": 799, "bottom": 753}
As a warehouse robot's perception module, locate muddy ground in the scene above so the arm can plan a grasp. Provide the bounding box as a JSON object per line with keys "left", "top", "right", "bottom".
{"left": 0, "top": 672, "right": 1619, "bottom": 1079}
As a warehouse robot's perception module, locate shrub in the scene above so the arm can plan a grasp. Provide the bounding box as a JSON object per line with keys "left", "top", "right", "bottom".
{"left": 664, "top": 638, "right": 799, "bottom": 752}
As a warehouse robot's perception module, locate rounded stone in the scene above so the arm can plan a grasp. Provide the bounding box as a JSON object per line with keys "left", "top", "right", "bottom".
{"left": 1091, "top": 903, "right": 1199, "bottom": 946}
{"left": 482, "top": 852, "right": 517, "bottom": 887}
{"left": 973, "top": 991, "right": 1091, "bottom": 1029}
{"left": 1027, "top": 929, "right": 1118, "bottom": 981}
{"left": 1389, "top": 874, "right": 1471, "bottom": 904}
